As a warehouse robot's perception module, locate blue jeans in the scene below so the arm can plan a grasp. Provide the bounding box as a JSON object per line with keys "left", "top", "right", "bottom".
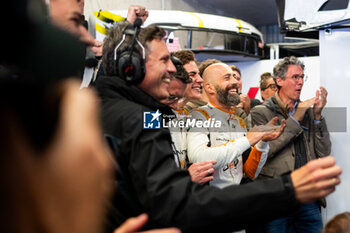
{"left": 264, "top": 203, "right": 323, "bottom": 233}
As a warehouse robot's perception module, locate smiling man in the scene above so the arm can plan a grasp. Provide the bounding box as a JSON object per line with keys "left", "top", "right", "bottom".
{"left": 251, "top": 56, "right": 331, "bottom": 233}
{"left": 95, "top": 23, "right": 341, "bottom": 233}
{"left": 187, "top": 62, "right": 286, "bottom": 188}
{"left": 171, "top": 50, "right": 206, "bottom": 113}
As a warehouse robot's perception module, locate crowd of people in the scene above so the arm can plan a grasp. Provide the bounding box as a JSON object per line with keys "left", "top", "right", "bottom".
{"left": 0, "top": 0, "right": 346, "bottom": 233}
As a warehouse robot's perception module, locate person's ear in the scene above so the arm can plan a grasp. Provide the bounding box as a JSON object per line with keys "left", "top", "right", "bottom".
{"left": 275, "top": 77, "right": 284, "bottom": 88}
{"left": 204, "top": 82, "right": 215, "bottom": 95}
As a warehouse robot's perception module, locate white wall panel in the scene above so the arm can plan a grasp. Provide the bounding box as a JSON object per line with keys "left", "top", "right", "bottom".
{"left": 319, "top": 28, "right": 350, "bottom": 222}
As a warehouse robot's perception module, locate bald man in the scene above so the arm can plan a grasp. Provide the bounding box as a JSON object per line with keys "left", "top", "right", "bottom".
{"left": 187, "top": 63, "right": 286, "bottom": 188}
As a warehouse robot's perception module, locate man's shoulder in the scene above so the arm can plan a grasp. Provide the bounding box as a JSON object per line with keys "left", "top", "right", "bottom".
{"left": 101, "top": 93, "right": 152, "bottom": 136}
{"left": 251, "top": 97, "right": 277, "bottom": 114}
{"left": 190, "top": 104, "right": 214, "bottom": 120}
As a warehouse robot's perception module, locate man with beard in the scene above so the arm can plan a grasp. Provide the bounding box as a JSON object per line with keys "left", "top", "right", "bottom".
{"left": 95, "top": 21, "right": 342, "bottom": 232}
{"left": 187, "top": 63, "right": 286, "bottom": 188}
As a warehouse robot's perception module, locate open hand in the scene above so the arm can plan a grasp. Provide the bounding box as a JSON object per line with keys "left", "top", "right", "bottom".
{"left": 313, "top": 87, "right": 328, "bottom": 120}
{"left": 293, "top": 97, "right": 316, "bottom": 122}
{"left": 247, "top": 117, "right": 286, "bottom": 145}
{"left": 291, "top": 156, "right": 341, "bottom": 203}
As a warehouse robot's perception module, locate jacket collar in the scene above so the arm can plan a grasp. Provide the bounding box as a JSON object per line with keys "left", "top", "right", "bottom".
{"left": 275, "top": 91, "right": 291, "bottom": 117}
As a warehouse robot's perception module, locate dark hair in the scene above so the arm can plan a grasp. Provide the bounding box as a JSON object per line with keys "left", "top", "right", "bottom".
{"left": 170, "top": 55, "right": 191, "bottom": 84}
{"left": 198, "top": 59, "right": 221, "bottom": 77}
{"left": 102, "top": 22, "right": 166, "bottom": 76}
{"left": 229, "top": 65, "right": 241, "bottom": 76}
{"left": 172, "top": 50, "right": 197, "bottom": 66}
{"left": 260, "top": 72, "right": 273, "bottom": 90}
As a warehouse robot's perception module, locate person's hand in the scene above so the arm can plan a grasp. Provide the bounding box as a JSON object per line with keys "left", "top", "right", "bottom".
{"left": 293, "top": 97, "right": 315, "bottom": 122}
{"left": 237, "top": 94, "right": 251, "bottom": 115}
{"left": 89, "top": 40, "right": 103, "bottom": 57}
{"left": 188, "top": 160, "right": 217, "bottom": 185}
{"left": 313, "top": 87, "right": 328, "bottom": 120}
{"left": 127, "top": 5, "right": 149, "bottom": 24}
{"left": 246, "top": 117, "right": 285, "bottom": 145}
{"left": 114, "top": 213, "right": 181, "bottom": 233}
{"left": 291, "top": 156, "right": 341, "bottom": 203}
{"left": 261, "top": 117, "right": 286, "bottom": 142}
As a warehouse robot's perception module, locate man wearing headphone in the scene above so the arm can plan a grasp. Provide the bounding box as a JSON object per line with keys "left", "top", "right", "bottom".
{"left": 94, "top": 21, "right": 341, "bottom": 233}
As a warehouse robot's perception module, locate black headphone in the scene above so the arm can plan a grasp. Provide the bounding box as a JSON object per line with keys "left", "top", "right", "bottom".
{"left": 113, "top": 18, "right": 145, "bottom": 83}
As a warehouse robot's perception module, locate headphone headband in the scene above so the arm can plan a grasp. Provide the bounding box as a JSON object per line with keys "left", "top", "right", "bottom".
{"left": 113, "top": 20, "right": 145, "bottom": 83}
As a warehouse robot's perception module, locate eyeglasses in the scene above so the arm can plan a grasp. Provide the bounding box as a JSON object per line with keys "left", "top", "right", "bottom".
{"left": 289, "top": 74, "right": 308, "bottom": 82}
{"left": 265, "top": 83, "right": 277, "bottom": 90}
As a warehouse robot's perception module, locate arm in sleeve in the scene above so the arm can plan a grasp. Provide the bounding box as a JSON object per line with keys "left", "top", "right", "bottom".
{"left": 243, "top": 141, "right": 269, "bottom": 179}
{"left": 250, "top": 106, "right": 303, "bottom": 158}
{"left": 312, "top": 115, "right": 331, "bottom": 157}
{"left": 187, "top": 110, "right": 251, "bottom": 169}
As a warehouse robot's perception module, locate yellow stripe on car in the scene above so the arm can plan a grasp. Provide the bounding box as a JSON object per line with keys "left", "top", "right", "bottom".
{"left": 189, "top": 12, "right": 204, "bottom": 28}
{"left": 94, "top": 11, "right": 125, "bottom": 23}
{"left": 95, "top": 23, "right": 107, "bottom": 35}
{"left": 235, "top": 19, "right": 243, "bottom": 32}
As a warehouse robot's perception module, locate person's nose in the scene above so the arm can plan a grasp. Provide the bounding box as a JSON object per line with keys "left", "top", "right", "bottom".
{"left": 194, "top": 74, "right": 203, "bottom": 85}
{"left": 168, "top": 59, "right": 176, "bottom": 74}
{"left": 230, "top": 74, "right": 238, "bottom": 85}
{"left": 297, "top": 77, "right": 304, "bottom": 85}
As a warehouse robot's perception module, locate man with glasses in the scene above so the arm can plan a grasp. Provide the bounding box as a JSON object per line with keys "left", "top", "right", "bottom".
{"left": 250, "top": 56, "right": 331, "bottom": 233}
{"left": 259, "top": 72, "right": 277, "bottom": 102}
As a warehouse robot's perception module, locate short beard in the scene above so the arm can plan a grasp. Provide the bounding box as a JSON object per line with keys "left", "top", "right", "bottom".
{"left": 215, "top": 85, "right": 241, "bottom": 106}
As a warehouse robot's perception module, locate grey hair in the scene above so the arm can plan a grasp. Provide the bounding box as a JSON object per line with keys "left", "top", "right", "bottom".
{"left": 102, "top": 22, "right": 166, "bottom": 76}
{"left": 273, "top": 56, "right": 305, "bottom": 80}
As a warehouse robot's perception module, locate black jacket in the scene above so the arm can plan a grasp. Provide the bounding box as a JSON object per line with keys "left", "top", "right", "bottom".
{"left": 95, "top": 75, "right": 299, "bottom": 233}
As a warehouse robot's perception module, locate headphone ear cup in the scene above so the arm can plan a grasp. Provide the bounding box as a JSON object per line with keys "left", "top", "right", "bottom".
{"left": 118, "top": 52, "right": 144, "bottom": 83}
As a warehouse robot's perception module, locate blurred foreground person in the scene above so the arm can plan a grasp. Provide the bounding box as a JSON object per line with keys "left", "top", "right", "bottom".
{"left": 0, "top": 77, "right": 180, "bottom": 233}
{"left": 0, "top": 0, "right": 179, "bottom": 231}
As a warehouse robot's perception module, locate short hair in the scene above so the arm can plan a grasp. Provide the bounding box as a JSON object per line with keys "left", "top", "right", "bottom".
{"left": 171, "top": 50, "right": 197, "bottom": 66}
{"left": 260, "top": 72, "right": 273, "bottom": 90}
{"left": 229, "top": 65, "right": 241, "bottom": 76}
{"left": 273, "top": 56, "right": 305, "bottom": 80}
{"left": 323, "top": 212, "right": 350, "bottom": 233}
{"left": 102, "top": 22, "right": 166, "bottom": 76}
{"left": 198, "top": 59, "right": 222, "bottom": 77}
